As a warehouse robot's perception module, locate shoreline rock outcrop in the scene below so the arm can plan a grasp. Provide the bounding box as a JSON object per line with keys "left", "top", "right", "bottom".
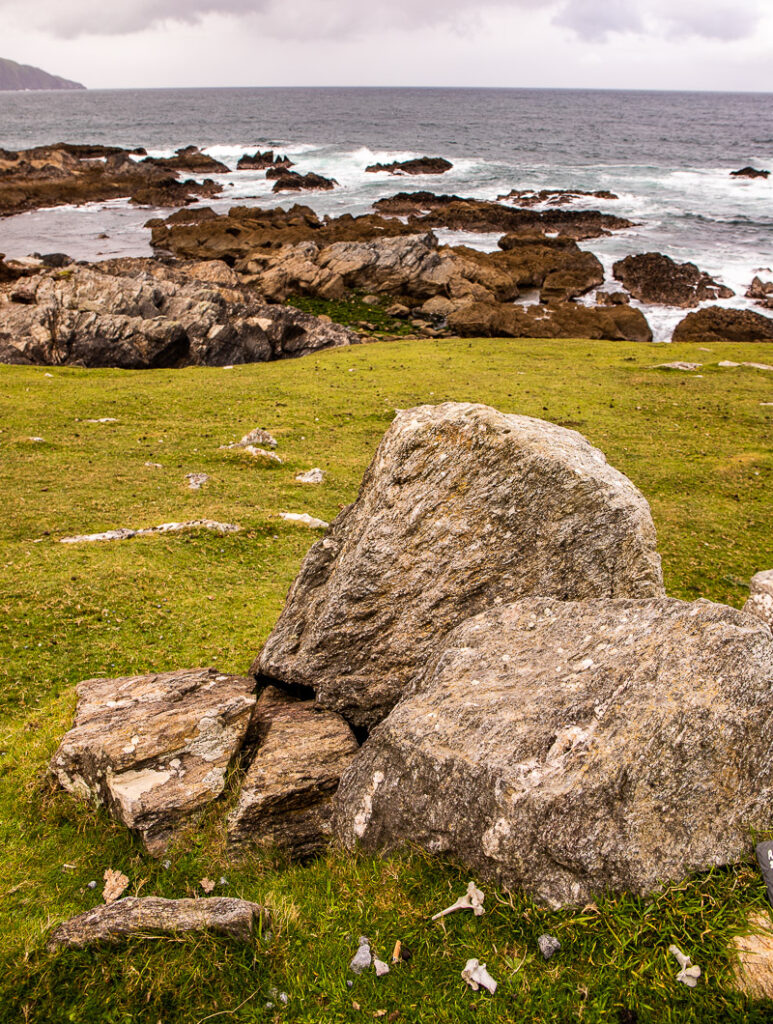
{"left": 671, "top": 307, "right": 773, "bottom": 344}
{"left": 0, "top": 260, "right": 360, "bottom": 367}
{"left": 612, "top": 252, "right": 734, "bottom": 308}
{"left": 365, "top": 157, "right": 453, "bottom": 175}
{"left": 237, "top": 150, "right": 293, "bottom": 171}
{"left": 334, "top": 597, "right": 773, "bottom": 906}
{"left": 257, "top": 403, "right": 664, "bottom": 730}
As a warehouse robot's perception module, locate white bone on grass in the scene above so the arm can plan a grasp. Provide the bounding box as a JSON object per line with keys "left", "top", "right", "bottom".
{"left": 432, "top": 881, "right": 485, "bottom": 920}
{"left": 461, "top": 959, "right": 497, "bottom": 995}
{"left": 668, "top": 945, "right": 701, "bottom": 988}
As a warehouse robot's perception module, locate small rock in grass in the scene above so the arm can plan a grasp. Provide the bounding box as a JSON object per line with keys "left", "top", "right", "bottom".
{"left": 374, "top": 958, "right": 390, "bottom": 977}
{"left": 185, "top": 472, "right": 209, "bottom": 490}
{"left": 654, "top": 362, "right": 702, "bottom": 371}
{"left": 279, "top": 512, "right": 329, "bottom": 529}
{"left": 238, "top": 427, "right": 278, "bottom": 449}
{"left": 350, "top": 935, "right": 372, "bottom": 973}
{"left": 538, "top": 935, "right": 561, "bottom": 960}
{"left": 243, "top": 445, "right": 282, "bottom": 464}
{"left": 295, "top": 468, "right": 325, "bottom": 484}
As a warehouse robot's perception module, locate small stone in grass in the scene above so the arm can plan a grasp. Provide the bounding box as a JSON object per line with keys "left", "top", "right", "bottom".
{"left": 538, "top": 934, "right": 561, "bottom": 960}
{"left": 280, "top": 512, "right": 329, "bottom": 529}
{"left": 295, "top": 468, "right": 325, "bottom": 484}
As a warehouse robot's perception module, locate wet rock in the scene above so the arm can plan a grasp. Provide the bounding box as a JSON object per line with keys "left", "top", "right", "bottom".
{"left": 237, "top": 150, "right": 293, "bottom": 170}
{"left": 446, "top": 300, "right": 652, "bottom": 343}
{"left": 373, "top": 192, "right": 634, "bottom": 239}
{"left": 270, "top": 170, "right": 338, "bottom": 193}
{"left": 129, "top": 177, "right": 223, "bottom": 207}
{"left": 671, "top": 307, "right": 773, "bottom": 344}
{"left": 257, "top": 404, "right": 664, "bottom": 730}
{"left": 745, "top": 571, "right": 773, "bottom": 629}
{"left": 497, "top": 187, "right": 619, "bottom": 207}
{"left": 0, "top": 262, "right": 359, "bottom": 367}
{"left": 50, "top": 668, "right": 256, "bottom": 855}
{"left": 142, "top": 146, "right": 229, "bottom": 174}
{"left": 731, "top": 167, "right": 770, "bottom": 179}
{"left": 227, "top": 686, "right": 358, "bottom": 858}
{"left": 595, "top": 290, "right": 630, "bottom": 306}
{"left": 747, "top": 277, "right": 773, "bottom": 310}
{"left": 612, "top": 252, "right": 734, "bottom": 308}
{"left": 48, "top": 897, "right": 268, "bottom": 949}
{"left": 334, "top": 597, "right": 773, "bottom": 905}
{"left": 365, "top": 157, "right": 453, "bottom": 175}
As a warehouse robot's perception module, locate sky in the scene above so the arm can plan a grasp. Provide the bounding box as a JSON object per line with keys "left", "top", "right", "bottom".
{"left": 2, "top": 0, "right": 772, "bottom": 91}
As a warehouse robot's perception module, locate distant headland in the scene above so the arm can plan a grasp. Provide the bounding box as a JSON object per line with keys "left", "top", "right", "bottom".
{"left": 0, "top": 57, "right": 85, "bottom": 91}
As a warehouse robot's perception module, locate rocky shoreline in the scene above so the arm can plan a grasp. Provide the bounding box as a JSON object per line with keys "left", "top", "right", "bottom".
{"left": 1, "top": 141, "right": 771, "bottom": 365}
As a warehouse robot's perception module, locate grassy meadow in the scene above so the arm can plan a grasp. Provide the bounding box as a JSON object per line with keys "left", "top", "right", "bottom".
{"left": 1, "top": 335, "right": 772, "bottom": 1023}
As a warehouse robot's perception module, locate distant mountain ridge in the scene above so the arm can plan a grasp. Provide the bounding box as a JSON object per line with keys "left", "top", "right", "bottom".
{"left": 0, "top": 57, "right": 85, "bottom": 91}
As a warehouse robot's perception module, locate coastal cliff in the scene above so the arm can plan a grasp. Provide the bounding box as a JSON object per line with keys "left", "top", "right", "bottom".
{"left": 0, "top": 57, "right": 84, "bottom": 91}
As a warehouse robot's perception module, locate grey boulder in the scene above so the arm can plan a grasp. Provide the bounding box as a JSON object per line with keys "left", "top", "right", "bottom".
{"left": 50, "top": 668, "right": 256, "bottom": 854}
{"left": 334, "top": 597, "right": 773, "bottom": 906}
{"left": 257, "top": 403, "right": 664, "bottom": 730}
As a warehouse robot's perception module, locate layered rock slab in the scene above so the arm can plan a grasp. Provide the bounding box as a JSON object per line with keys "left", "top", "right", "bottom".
{"left": 227, "top": 686, "right": 359, "bottom": 858}
{"left": 48, "top": 897, "right": 268, "bottom": 949}
{"left": 257, "top": 403, "right": 664, "bottom": 730}
{"left": 334, "top": 597, "right": 773, "bottom": 906}
{"left": 51, "top": 668, "right": 256, "bottom": 854}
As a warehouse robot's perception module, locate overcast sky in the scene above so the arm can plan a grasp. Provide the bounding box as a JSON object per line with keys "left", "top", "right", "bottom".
{"left": 3, "top": 0, "right": 772, "bottom": 91}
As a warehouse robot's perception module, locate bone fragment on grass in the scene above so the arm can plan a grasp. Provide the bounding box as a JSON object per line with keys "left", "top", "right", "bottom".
{"left": 669, "top": 944, "right": 701, "bottom": 987}
{"left": 60, "top": 520, "right": 241, "bottom": 544}
{"left": 461, "top": 958, "right": 497, "bottom": 994}
{"left": 432, "top": 881, "right": 486, "bottom": 920}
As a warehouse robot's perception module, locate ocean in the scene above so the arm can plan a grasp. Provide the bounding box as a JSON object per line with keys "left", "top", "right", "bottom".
{"left": 1, "top": 87, "right": 772, "bottom": 341}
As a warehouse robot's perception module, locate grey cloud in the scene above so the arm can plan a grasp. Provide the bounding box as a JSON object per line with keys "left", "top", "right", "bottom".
{"left": 2, "top": 0, "right": 764, "bottom": 43}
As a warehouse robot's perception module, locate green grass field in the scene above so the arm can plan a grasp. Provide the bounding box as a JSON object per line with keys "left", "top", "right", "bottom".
{"left": 1, "top": 336, "right": 772, "bottom": 1023}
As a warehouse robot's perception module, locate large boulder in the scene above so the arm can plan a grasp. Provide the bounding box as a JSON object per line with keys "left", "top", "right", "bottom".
{"left": 612, "top": 252, "right": 734, "bottom": 308}
{"left": 227, "top": 686, "right": 359, "bottom": 858}
{"left": 0, "top": 263, "right": 359, "bottom": 367}
{"left": 257, "top": 404, "right": 664, "bottom": 730}
{"left": 334, "top": 597, "right": 773, "bottom": 906}
{"left": 445, "top": 300, "right": 652, "bottom": 343}
{"left": 50, "top": 668, "right": 256, "bottom": 855}
{"left": 672, "top": 307, "right": 773, "bottom": 344}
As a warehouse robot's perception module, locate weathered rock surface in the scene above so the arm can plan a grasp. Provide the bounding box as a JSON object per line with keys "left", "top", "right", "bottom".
{"left": 365, "top": 157, "right": 453, "bottom": 175}
{"left": 671, "top": 307, "right": 773, "bottom": 344}
{"left": 731, "top": 913, "right": 773, "bottom": 999}
{"left": 334, "top": 597, "right": 773, "bottom": 905}
{"left": 747, "top": 277, "right": 773, "bottom": 310}
{"left": 47, "top": 897, "right": 268, "bottom": 949}
{"left": 257, "top": 404, "right": 664, "bottom": 729}
{"left": 227, "top": 686, "right": 359, "bottom": 858}
{"left": 237, "top": 149, "right": 293, "bottom": 170}
{"left": 496, "top": 235, "right": 604, "bottom": 302}
{"left": 612, "top": 252, "right": 734, "bottom": 308}
{"left": 745, "top": 571, "right": 773, "bottom": 629}
{"left": 0, "top": 262, "right": 359, "bottom": 367}
{"left": 497, "top": 187, "right": 619, "bottom": 207}
{"left": 445, "top": 300, "right": 652, "bottom": 343}
{"left": 50, "top": 668, "right": 256, "bottom": 855}
{"left": 129, "top": 177, "right": 223, "bottom": 208}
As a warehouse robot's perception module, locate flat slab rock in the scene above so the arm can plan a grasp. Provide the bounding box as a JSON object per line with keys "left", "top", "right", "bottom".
{"left": 228, "top": 686, "right": 358, "bottom": 858}
{"left": 51, "top": 668, "right": 256, "bottom": 855}
{"left": 258, "top": 403, "right": 664, "bottom": 730}
{"left": 47, "top": 897, "right": 268, "bottom": 949}
{"left": 334, "top": 597, "right": 773, "bottom": 906}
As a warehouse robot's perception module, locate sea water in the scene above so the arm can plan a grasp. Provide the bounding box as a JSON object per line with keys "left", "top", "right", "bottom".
{"left": 0, "top": 87, "right": 771, "bottom": 341}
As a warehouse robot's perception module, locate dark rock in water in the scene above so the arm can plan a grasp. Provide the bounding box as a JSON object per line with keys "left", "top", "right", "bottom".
{"left": 269, "top": 170, "right": 338, "bottom": 192}
{"left": 142, "top": 146, "right": 229, "bottom": 174}
{"left": 237, "top": 149, "right": 294, "bottom": 170}
{"left": 365, "top": 157, "right": 453, "bottom": 175}
{"left": 373, "top": 192, "right": 634, "bottom": 239}
{"left": 50, "top": 668, "right": 256, "bottom": 855}
{"left": 672, "top": 306, "right": 773, "bottom": 344}
{"left": 747, "top": 277, "right": 773, "bottom": 309}
{"left": 446, "top": 300, "right": 652, "bottom": 343}
{"left": 595, "top": 290, "right": 630, "bottom": 306}
{"left": 257, "top": 403, "right": 664, "bottom": 729}
{"left": 334, "top": 596, "right": 773, "bottom": 905}
{"left": 129, "top": 176, "right": 223, "bottom": 207}
{"left": 497, "top": 187, "right": 619, "bottom": 206}
{"left": 494, "top": 234, "right": 604, "bottom": 301}
{"left": 0, "top": 261, "right": 360, "bottom": 368}
{"left": 227, "top": 686, "right": 359, "bottom": 858}
{"left": 612, "top": 252, "right": 734, "bottom": 308}
{"left": 32, "top": 252, "right": 74, "bottom": 269}
{"left": 47, "top": 897, "right": 269, "bottom": 949}
{"left": 731, "top": 167, "right": 770, "bottom": 179}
